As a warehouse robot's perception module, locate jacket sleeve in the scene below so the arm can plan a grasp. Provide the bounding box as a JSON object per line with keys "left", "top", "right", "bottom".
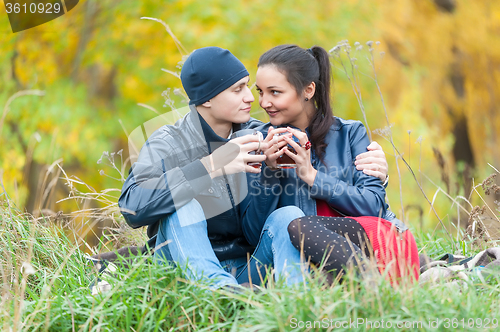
{"left": 118, "top": 134, "right": 212, "bottom": 228}
{"left": 309, "top": 122, "right": 387, "bottom": 217}
{"left": 238, "top": 167, "right": 281, "bottom": 246}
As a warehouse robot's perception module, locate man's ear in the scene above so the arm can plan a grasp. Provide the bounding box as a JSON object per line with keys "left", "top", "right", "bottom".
{"left": 201, "top": 100, "right": 212, "bottom": 108}
{"left": 304, "top": 82, "right": 316, "bottom": 100}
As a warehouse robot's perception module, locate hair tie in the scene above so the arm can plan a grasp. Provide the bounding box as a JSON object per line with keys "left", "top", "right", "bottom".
{"left": 307, "top": 48, "right": 314, "bottom": 56}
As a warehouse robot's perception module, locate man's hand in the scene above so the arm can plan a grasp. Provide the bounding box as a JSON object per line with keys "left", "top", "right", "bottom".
{"left": 354, "top": 141, "right": 388, "bottom": 182}
{"left": 202, "top": 135, "right": 268, "bottom": 178}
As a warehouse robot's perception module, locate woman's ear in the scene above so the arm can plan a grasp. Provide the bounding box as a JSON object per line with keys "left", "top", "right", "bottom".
{"left": 304, "top": 82, "right": 316, "bottom": 100}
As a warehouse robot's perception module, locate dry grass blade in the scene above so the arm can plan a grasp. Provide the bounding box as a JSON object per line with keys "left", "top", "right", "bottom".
{"left": 0, "top": 90, "right": 45, "bottom": 138}
{"left": 140, "top": 17, "right": 188, "bottom": 56}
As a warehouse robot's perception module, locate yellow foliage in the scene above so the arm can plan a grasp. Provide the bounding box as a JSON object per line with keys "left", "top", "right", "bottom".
{"left": 1, "top": 0, "right": 499, "bottom": 232}
{"left": 378, "top": 0, "right": 500, "bottom": 169}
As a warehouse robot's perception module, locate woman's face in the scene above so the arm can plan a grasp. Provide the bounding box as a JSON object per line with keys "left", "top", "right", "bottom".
{"left": 256, "top": 65, "right": 311, "bottom": 130}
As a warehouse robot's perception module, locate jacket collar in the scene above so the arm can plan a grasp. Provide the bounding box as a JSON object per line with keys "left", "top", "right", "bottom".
{"left": 330, "top": 117, "right": 342, "bottom": 131}
{"left": 187, "top": 105, "right": 244, "bottom": 153}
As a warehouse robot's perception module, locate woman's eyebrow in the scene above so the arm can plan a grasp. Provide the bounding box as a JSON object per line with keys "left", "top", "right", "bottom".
{"left": 256, "top": 85, "right": 281, "bottom": 89}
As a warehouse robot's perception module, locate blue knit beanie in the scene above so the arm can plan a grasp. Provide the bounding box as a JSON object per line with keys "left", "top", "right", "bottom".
{"left": 180, "top": 47, "right": 249, "bottom": 105}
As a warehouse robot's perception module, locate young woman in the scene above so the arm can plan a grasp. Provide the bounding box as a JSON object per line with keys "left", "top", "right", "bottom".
{"left": 255, "top": 44, "right": 419, "bottom": 284}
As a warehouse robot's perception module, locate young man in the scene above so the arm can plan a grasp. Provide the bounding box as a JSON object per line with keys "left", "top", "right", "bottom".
{"left": 119, "top": 47, "right": 308, "bottom": 290}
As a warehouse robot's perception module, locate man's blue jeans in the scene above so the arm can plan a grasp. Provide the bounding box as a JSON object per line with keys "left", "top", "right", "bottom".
{"left": 154, "top": 199, "right": 307, "bottom": 289}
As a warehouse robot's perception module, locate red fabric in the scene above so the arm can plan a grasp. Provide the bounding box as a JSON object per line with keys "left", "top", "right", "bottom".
{"left": 316, "top": 199, "right": 343, "bottom": 218}
{"left": 316, "top": 200, "right": 419, "bottom": 284}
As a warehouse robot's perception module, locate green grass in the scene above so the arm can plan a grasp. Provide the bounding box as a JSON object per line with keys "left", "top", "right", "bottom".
{"left": 2, "top": 203, "right": 500, "bottom": 332}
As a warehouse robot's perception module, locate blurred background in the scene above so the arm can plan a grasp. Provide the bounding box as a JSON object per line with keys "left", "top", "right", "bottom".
{"left": 1, "top": 0, "right": 499, "bottom": 250}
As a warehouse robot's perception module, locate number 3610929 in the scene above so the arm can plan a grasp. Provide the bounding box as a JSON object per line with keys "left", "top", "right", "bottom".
{"left": 5, "top": 2, "right": 62, "bottom": 14}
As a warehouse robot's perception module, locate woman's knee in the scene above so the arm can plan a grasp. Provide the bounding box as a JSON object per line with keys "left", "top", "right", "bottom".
{"left": 287, "top": 216, "right": 306, "bottom": 248}
{"left": 266, "top": 205, "right": 305, "bottom": 232}
{"left": 271, "top": 205, "right": 304, "bottom": 221}
{"left": 287, "top": 216, "right": 304, "bottom": 236}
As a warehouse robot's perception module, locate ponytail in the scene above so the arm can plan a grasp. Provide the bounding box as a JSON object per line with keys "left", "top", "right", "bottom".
{"left": 258, "top": 45, "right": 334, "bottom": 161}
{"left": 308, "top": 46, "right": 334, "bottom": 161}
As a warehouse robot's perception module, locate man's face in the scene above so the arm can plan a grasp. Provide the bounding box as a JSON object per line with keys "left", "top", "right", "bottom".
{"left": 207, "top": 76, "right": 254, "bottom": 124}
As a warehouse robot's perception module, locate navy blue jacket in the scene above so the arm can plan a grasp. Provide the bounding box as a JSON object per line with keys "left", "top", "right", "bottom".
{"left": 244, "top": 117, "right": 405, "bottom": 242}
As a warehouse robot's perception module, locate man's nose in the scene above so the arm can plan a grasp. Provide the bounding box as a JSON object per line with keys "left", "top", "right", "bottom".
{"left": 244, "top": 87, "right": 255, "bottom": 103}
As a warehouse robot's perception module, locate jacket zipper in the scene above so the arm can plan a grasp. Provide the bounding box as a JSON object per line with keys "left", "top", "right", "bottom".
{"left": 223, "top": 173, "right": 239, "bottom": 224}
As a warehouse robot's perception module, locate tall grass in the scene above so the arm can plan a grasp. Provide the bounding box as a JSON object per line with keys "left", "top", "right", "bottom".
{"left": 2, "top": 201, "right": 500, "bottom": 331}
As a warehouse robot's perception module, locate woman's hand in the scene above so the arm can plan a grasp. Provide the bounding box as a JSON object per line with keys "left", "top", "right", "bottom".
{"left": 282, "top": 127, "right": 317, "bottom": 186}
{"left": 261, "top": 126, "right": 291, "bottom": 168}
{"left": 354, "top": 141, "right": 388, "bottom": 182}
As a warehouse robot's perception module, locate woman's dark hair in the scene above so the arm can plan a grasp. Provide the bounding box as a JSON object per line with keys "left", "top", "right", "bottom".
{"left": 258, "top": 44, "right": 334, "bottom": 161}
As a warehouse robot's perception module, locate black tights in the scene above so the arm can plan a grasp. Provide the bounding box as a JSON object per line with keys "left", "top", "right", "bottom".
{"left": 287, "top": 216, "right": 372, "bottom": 277}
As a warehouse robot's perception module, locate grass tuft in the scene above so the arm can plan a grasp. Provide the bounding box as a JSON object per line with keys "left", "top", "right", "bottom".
{"left": 2, "top": 203, "right": 500, "bottom": 331}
